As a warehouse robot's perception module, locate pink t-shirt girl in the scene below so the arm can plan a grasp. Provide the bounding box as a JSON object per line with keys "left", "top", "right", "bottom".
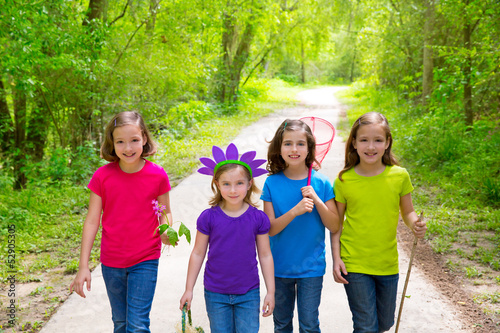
{"left": 88, "top": 160, "right": 171, "bottom": 268}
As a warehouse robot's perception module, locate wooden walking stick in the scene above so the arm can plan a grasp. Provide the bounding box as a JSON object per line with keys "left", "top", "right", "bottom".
{"left": 395, "top": 211, "right": 424, "bottom": 333}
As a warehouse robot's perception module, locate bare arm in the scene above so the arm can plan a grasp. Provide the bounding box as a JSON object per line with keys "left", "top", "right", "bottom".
{"left": 301, "top": 185, "right": 340, "bottom": 233}
{"left": 331, "top": 200, "right": 348, "bottom": 284}
{"left": 400, "top": 193, "right": 427, "bottom": 239}
{"left": 256, "top": 233, "right": 275, "bottom": 317}
{"left": 263, "top": 199, "right": 314, "bottom": 237}
{"left": 179, "top": 231, "right": 209, "bottom": 310}
{"left": 70, "top": 192, "right": 102, "bottom": 298}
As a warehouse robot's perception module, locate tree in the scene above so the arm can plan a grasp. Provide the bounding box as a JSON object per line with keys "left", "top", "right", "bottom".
{"left": 422, "top": 0, "right": 435, "bottom": 106}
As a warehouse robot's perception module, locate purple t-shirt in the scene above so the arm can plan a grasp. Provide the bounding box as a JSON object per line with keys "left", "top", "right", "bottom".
{"left": 197, "top": 205, "right": 271, "bottom": 295}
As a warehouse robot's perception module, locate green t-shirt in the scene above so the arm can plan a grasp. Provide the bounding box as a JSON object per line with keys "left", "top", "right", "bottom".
{"left": 334, "top": 165, "right": 414, "bottom": 275}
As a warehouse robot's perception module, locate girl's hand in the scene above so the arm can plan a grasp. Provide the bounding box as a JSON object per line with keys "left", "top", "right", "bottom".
{"left": 333, "top": 259, "right": 348, "bottom": 284}
{"left": 262, "top": 293, "right": 275, "bottom": 317}
{"left": 301, "top": 185, "right": 320, "bottom": 203}
{"left": 294, "top": 197, "right": 314, "bottom": 216}
{"left": 413, "top": 218, "right": 427, "bottom": 239}
{"left": 160, "top": 229, "right": 178, "bottom": 246}
{"left": 179, "top": 290, "right": 193, "bottom": 311}
{"left": 69, "top": 268, "right": 92, "bottom": 298}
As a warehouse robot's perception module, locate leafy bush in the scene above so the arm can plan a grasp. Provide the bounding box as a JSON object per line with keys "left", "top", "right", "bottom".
{"left": 160, "top": 100, "right": 214, "bottom": 139}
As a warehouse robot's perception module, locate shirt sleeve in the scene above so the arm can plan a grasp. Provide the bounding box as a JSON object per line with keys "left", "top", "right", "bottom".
{"left": 260, "top": 177, "right": 272, "bottom": 202}
{"left": 400, "top": 168, "right": 414, "bottom": 197}
{"left": 196, "top": 209, "right": 211, "bottom": 236}
{"left": 256, "top": 210, "right": 271, "bottom": 234}
{"left": 322, "top": 175, "right": 335, "bottom": 202}
{"left": 333, "top": 177, "right": 346, "bottom": 204}
{"left": 87, "top": 167, "right": 103, "bottom": 197}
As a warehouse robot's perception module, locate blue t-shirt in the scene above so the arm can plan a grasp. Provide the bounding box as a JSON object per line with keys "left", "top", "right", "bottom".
{"left": 260, "top": 170, "right": 334, "bottom": 278}
{"left": 197, "top": 205, "right": 270, "bottom": 294}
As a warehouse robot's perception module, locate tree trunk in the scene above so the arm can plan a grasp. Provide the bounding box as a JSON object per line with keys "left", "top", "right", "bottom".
{"left": 463, "top": 19, "right": 473, "bottom": 128}
{"left": 83, "top": 0, "right": 107, "bottom": 25}
{"left": 13, "top": 88, "right": 27, "bottom": 189}
{"left": 217, "top": 6, "right": 256, "bottom": 104}
{"left": 0, "top": 79, "right": 13, "bottom": 153}
{"left": 301, "top": 37, "right": 305, "bottom": 83}
{"left": 26, "top": 99, "right": 49, "bottom": 162}
{"left": 422, "top": 0, "right": 434, "bottom": 107}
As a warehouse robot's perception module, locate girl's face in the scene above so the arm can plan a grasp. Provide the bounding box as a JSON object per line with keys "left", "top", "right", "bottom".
{"left": 216, "top": 167, "right": 252, "bottom": 207}
{"left": 353, "top": 124, "right": 390, "bottom": 166}
{"left": 113, "top": 124, "right": 146, "bottom": 170}
{"left": 281, "top": 130, "right": 309, "bottom": 168}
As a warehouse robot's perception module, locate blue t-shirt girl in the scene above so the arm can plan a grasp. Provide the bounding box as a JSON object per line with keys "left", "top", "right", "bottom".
{"left": 261, "top": 119, "right": 340, "bottom": 333}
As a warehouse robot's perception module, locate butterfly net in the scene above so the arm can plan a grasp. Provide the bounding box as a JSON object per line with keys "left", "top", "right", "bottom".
{"left": 300, "top": 117, "right": 335, "bottom": 167}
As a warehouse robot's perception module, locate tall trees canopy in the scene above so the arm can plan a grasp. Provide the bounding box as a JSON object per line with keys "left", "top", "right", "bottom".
{"left": 0, "top": 0, "right": 498, "bottom": 191}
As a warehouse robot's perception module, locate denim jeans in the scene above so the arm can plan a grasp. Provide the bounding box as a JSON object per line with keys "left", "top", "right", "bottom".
{"left": 343, "top": 273, "right": 399, "bottom": 333}
{"left": 204, "top": 288, "right": 260, "bottom": 333}
{"left": 102, "top": 259, "right": 159, "bottom": 333}
{"left": 273, "top": 276, "right": 323, "bottom": 333}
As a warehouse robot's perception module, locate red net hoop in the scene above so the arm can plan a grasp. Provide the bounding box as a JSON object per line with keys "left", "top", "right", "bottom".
{"left": 300, "top": 116, "right": 336, "bottom": 166}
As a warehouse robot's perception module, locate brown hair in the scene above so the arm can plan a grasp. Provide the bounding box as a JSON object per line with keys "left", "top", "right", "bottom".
{"left": 266, "top": 119, "right": 318, "bottom": 175}
{"left": 338, "top": 112, "right": 399, "bottom": 181}
{"left": 101, "top": 111, "right": 157, "bottom": 162}
{"left": 209, "top": 164, "right": 260, "bottom": 207}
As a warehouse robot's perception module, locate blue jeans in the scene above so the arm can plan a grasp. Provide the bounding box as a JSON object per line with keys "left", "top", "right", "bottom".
{"left": 343, "top": 273, "right": 399, "bottom": 333}
{"left": 204, "top": 288, "right": 260, "bottom": 333}
{"left": 102, "top": 259, "right": 159, "bottom": 333}
{"left": 273, "top": 276, "right": 323, "bottom": 333}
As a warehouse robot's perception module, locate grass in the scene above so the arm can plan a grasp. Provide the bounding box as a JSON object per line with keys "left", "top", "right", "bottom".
{"left": 0, "top": 78, "right": 309, "bottom": 331}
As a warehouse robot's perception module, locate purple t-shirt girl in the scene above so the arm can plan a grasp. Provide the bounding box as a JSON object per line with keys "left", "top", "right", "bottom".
{"left": 197, "top": 205, "right": 271, "bottom": 295}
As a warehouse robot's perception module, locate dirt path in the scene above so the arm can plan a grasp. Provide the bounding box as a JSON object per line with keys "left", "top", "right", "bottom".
{"left": 38, "top": 86, "right": 483, "bottom": 332}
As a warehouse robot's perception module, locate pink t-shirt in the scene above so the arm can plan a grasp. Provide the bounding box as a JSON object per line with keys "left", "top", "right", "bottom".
{"left": 88, "top": 160, "right": 171, "bottom": 268}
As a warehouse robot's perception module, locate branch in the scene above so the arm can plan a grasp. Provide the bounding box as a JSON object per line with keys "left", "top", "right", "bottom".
{"left": 242, "top": 20, "right": 302, "bottom": 87}
{"left": 109, "top": 0, "right": 130, "bottom": 26}
{"left": 113, "top": 0, "right": 162, "bottom": 67}
{"left": 338, "top": 28, "right": 408, "bottom": 58}
{"left": 114, "top": 20, "right": 147, "bottom": 67}
{"left": 36, "top": 85, "right": 64, "bottom": 147}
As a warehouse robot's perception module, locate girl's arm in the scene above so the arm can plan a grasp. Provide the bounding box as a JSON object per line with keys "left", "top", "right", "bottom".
{"left": 179, "top": 231, "right": 209, "bottom": 311}
{"left": 70, "top": 192, "right": 102, "bottom": 298}
{"left": 331, "top": 200, "right": 348, "bottom": 284}
{"left": 400, "top": 193, "right": 427, "bottom": 239}
{"left": 263, "top": 199, "right": 314, "bottom": 236}
{"left": 302, "top": 186, "right": 340, "bottom": 233}
{"left": 157, "top": 192, "right": 174, "bottom": 245}
{"left": 256, "top": 233, "right": 275, "bottom": 317}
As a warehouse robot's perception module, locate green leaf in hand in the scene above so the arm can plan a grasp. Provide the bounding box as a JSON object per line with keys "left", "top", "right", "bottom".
{"left": 158, "top": 224, "right": 169, "bottom": 235}
{"left": 167, "top": 226, "right": 179, "bottom": 247}
{"left": 178, "top": 222, "right": 191, "bottom": 244}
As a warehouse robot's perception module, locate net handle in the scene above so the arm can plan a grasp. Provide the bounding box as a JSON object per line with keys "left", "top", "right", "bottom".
{"left": 299, "top": 117, "right": 335, "bottom": 186}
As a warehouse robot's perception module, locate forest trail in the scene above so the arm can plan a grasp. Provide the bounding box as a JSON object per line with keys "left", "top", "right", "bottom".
{"left": 41, "top": 87, "right": 472, "bottom": 332}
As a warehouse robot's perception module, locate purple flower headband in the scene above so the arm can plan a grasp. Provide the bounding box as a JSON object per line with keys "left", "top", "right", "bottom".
{"left": 197, "top": 143, "right": 268, "bottom": 178}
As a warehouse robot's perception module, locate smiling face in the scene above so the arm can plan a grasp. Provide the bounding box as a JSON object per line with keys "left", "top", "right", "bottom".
{"left": 280, "top": 130, "right": 309, "bottom": 168}
{"left": 113, "top": 124, "right": 146, "bottom": 171}
{"left": 215, "top": 166, "right": 252, "bottom": 208}
{"left": 353, "top": 123, "right": 390, "bottom": 167}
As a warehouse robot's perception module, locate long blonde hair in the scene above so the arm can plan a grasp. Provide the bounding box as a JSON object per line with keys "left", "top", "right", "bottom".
{"left": 339, "top": 112, "right": 399, "bottom": 181}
